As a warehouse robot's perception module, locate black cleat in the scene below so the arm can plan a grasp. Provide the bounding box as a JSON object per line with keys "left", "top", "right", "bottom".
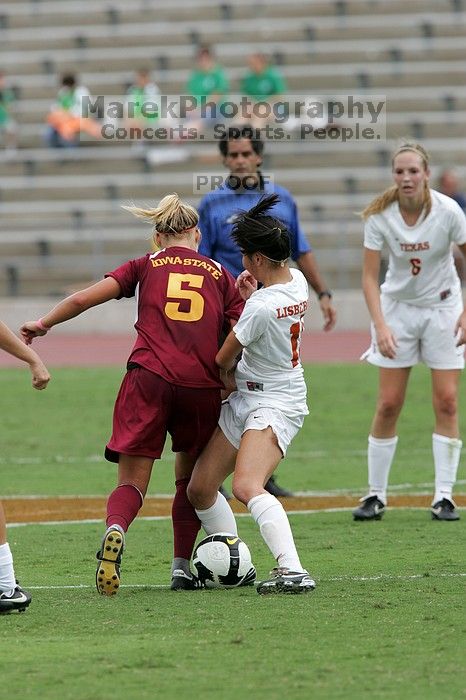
{"left": 257, "top": 568, "right": 316, "bottom": 595}
{"left": 264, "top": 475, "right": 294, "bottom": 498}
{"left": 96, "top": 526, "right": 125, "bottom": 596}
{"left": 353, "top": 495, "right": 385, "bottom": 521}
{"left": 170, "top": 570, "right": 203, "bottom": 591}
{"left": 0, "top": 583, "right": 32, "bottom": 614}
{"left": 431, "top": 498, "right": 460, "bottom": 521}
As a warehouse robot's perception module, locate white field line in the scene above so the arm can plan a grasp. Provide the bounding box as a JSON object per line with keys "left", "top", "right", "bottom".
{"left": 3, "top": 447, "right": 466, "bottom": 465}
{"left": 4, "top": 482, "right": 466, "bottom": 499}
{"left": 1, "top": 452, "right": 465, "bottom": 499}
{"left": 26, "top": 572, "right": 466, "bottom": 591}
{"left": 6, "top": 505, "right": 464, "bottom": 529}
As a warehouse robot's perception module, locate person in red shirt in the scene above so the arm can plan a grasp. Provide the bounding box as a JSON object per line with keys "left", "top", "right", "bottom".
{"left": 20, "top": 193, "right": 243, "bottom": 595}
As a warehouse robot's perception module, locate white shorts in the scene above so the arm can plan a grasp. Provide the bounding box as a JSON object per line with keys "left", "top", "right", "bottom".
{"left": 218, "top": 391, "right": 305, "bottom": 457}
{"left": 362, "top": 295, "right": 465, "bottom": 369}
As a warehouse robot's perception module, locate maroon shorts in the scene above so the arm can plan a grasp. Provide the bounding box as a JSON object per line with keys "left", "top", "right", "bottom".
{"left": 105, "top": 366, "right": 221, "bottom": 463}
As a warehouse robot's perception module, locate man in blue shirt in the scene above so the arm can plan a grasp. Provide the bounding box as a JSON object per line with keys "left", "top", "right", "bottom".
{"left": 199, "top": 126, "right": 336, "bottom": 330}
{"left": 198, "top": 125, "right": 337, "bottom": 497}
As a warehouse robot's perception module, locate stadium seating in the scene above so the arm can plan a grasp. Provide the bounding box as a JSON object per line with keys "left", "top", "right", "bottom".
{"left": 0, "top": 0, "right": 465, "bottom": 295}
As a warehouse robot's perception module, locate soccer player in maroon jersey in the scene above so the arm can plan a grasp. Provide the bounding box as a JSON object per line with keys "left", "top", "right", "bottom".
{"left": 20, "top": 193, "right": 243, "bottom": 595}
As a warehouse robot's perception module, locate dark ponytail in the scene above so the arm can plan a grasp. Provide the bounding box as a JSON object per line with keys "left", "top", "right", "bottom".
{"left": 231, "top": 194, "right": 291, "bottom": 264}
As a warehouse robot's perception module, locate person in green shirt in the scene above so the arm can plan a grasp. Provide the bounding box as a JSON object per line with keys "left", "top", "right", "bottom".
{"left": 126, "top": 68, "right": 160, "bottom": 127}
{"left": 0, "top": 72, "right": 18, "bottom": 152}
{"left": 240, "top": 53, "right": 287, "bottom": 129}
{"left": 185, "top": 46, "right": 229, "bottom": 133}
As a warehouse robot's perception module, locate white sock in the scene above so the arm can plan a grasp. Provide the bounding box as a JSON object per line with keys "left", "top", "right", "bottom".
{"left": 195, "top": 491, "right": 238, "bottom": 536}
{"left": 432, "top": 432, "right": 462, "bottom": 505}
{"left": 0, "top": 542, "right": 16, "bottom": 594}
{"left": 248, "top": 493, "right": 304, "bottom": 572}
{"left": 367, "top": 435, "right": 398, "bottom": 505}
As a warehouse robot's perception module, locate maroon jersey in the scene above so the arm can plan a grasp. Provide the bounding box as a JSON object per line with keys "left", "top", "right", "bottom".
{"left": 106, "top": 247, "right": 243, "bottom": 388}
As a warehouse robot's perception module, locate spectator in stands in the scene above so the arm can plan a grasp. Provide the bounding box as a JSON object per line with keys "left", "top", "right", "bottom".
{"left": 185, "top": 45, "right": 229, "bottom": 133}
{"left": 438, "top": 168, "right": 466, "bottom": 211}
{"left": 198, "top": 124, "right": 337, "bottom": 497}
{"left": 20, "top": 193, "right": 244, "bottom": 595}
{"left": 354, "top": 142, "right": 466, "bottom": 524}
{"left": 45, "top": 73, "right": 101, "bottom": 148}
{"left": 0, "top": 319, "right": 50, "bottom": 614}
{"left": 239, "top": 53, "right": 287, "bottom": 128}
{"left": 124, "top": 68, "right": 160, "bottom": 136}
{"left": 0, "top": 72, "right": 18, "bottom": 154}
{"left": 438, "top": 168, "right": 466, "bottom": 282}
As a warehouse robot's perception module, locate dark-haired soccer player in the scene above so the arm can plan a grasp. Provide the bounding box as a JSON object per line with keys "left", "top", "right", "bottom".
{"left": 198, "top": 124, "right": 336, "bottom": 498}
{"left": 188, "top": 194, "right": 316, "bottom": 594}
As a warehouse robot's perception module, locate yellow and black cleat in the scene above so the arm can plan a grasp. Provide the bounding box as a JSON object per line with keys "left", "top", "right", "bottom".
{"left": 96, "top": 528, "right": 125, "bottom": 596}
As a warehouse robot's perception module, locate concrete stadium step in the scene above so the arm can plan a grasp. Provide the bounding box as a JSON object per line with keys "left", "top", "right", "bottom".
{"left": 0, "top": 12, "right": 463, "bottom": 51}
{"left": 0, "top": 219, "right": 363, "bottom": 249}
{"left": 3, "top": 144, "right": 465, "bottom": 181}
{"left": 2, "top": 163, "right": 466, "bottom": 203}
{"left": 0, "top": 192, "right": 372, "bottom": 222}
{"left": 1, "top": 0, "right": 454, "bottom": 29}
{"left": 5, "top": 36, "right": 466, "bottom": 75}
{"left": 0, "top": 167, "right": 400, "bottom": 203}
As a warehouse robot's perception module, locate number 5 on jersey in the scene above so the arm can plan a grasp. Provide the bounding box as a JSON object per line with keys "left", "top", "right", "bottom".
{"left": 165, "top": 272, "right": 205, "bottom": 322}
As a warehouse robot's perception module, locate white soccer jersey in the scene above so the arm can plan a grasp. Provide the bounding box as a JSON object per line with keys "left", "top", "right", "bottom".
{"left": 364, "top": 189, "right": 466, "bottom": 307}
{"left": 233, "top": 268, "right": 309, "bottom": 417}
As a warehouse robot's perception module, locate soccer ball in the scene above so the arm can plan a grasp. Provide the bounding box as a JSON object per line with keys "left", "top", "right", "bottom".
{"left": 192, "top": 533, "right": 256, "bottom": 589}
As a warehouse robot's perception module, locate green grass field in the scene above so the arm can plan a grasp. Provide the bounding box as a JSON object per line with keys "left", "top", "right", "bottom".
{"left": 1, "top": 365, "right": 465, "bottom": 699}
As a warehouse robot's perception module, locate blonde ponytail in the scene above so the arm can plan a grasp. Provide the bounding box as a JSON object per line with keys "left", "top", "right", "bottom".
{"left": 361, "top": 185, "right": 399, "bottom": 220}
{"left": 122, "top": 193, "right": 199, "bottom": 235}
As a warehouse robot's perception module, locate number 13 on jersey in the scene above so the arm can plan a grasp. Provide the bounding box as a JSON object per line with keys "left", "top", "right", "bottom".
{"left": 289, "top": 316, "right": 304, "bottom": 367}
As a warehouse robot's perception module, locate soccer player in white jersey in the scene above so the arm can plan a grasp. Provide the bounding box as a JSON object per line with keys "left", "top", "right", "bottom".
{"left": 353, "top": 142, "right": 466, "bottom": 523}
{"left": 188, "top": 194, "right": 315, "bottom": 594}
{"left": 0, "top": 319, "right": 50, "bottom": 613}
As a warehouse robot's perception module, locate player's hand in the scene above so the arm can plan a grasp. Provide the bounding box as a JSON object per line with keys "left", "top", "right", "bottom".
{"left": 220, "top": 368, "right": 237, "bottom": 394}
{"left": 375, "top": 323, "right": 398, "bottom": 358}
{"left": 236, "top": 271, "right": 257, "bottom": 300}
{"left": 20, "top": 321, "right": 48, "bottom": 345}
{"left": 29, "top": 359, "right": 51, "bottom": 390}
{"left": 319, "top": 297, "right": 337, "bottom": 332}
{"left": 454, "top": 310, "right": 466, "bottom": 346}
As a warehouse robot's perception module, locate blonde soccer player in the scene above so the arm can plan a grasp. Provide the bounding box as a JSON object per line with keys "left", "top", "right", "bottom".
{"left": 354, "top": 142, "right": 466, "bottom": 522}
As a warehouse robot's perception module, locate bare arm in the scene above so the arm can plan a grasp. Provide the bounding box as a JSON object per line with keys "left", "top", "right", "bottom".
{"left": 296, "top": 251, "right": 337, "bottom": 331}
{"left": 0, "top": 320, "right": 50, "bottom": 389}
{"left": 216, "top": 330, "right": 244, "bottom": 371}
{"left": 20, "top": 277, "right": 121, "bottom": 345}
{"left": 454, "top": 242, "right": 466, "bottom": 345}
{"left": 362, "top": 248, "right": 397, "bottom": 359}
